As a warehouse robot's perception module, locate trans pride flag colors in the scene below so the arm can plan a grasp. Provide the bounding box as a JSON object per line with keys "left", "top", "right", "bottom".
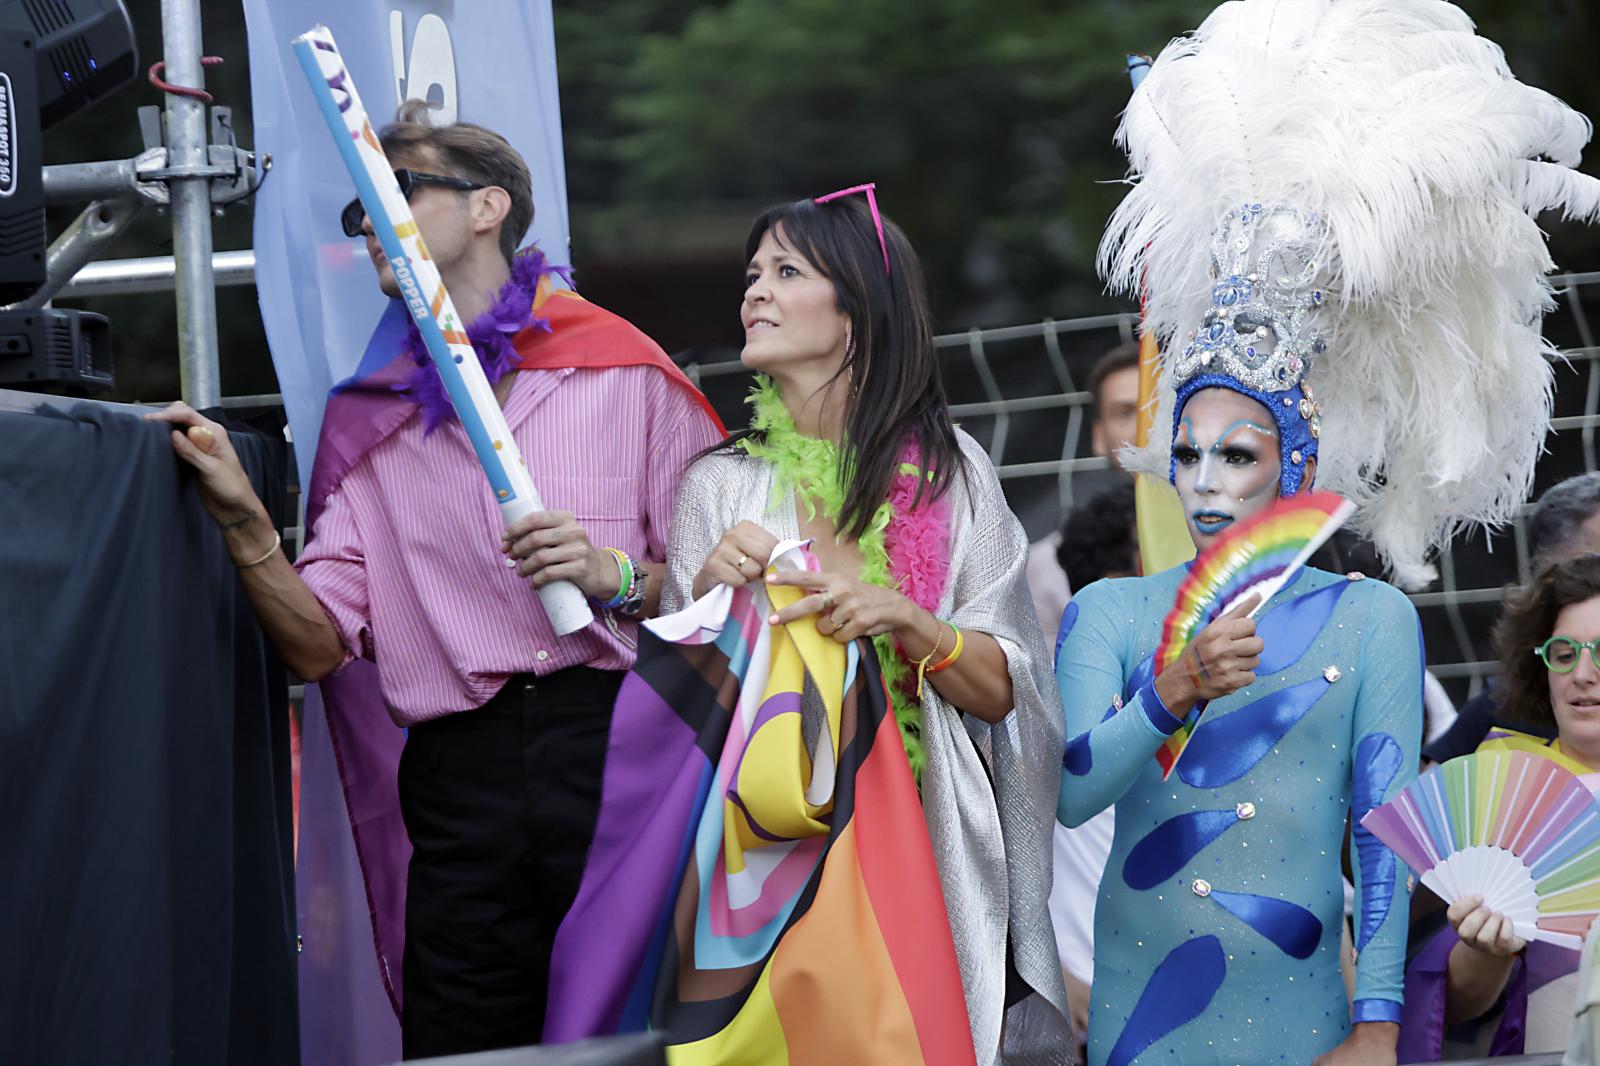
{"left": 1154, "top": 491, "right": 1354, "bottom": 778}
{"left": 544, "top": 542, "right": 974, "bottom": 1064}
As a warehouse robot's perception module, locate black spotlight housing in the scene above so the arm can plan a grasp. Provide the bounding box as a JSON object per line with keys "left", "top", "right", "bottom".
{"left": 6, "top": 0, "right": 137, "bottom": 130}
{"left": 0, "top": 0, "right": 134, "bottom": 393}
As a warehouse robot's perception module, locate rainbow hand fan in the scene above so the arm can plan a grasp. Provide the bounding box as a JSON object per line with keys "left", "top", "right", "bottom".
{"left": 1360, "top": 750, "right": 1600, "bottom": 949}
{"left": 1153, "top": 490, "right": 1354, "bottom": 778}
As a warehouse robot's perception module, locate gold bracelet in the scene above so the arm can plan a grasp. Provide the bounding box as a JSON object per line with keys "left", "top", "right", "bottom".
{"left": 911, "top": 620, "right": 947, "bottom": 699}
{"left": 236, "top": 530, "right": 281, "bottom": 569}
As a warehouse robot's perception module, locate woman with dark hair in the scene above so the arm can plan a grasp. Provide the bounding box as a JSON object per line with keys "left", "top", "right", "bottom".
{"left": 1400, "top": 553, "right": 1600, "bottom": 1059}
{"left": 657, "top": 189, "right": 1071, "bottom": 1060}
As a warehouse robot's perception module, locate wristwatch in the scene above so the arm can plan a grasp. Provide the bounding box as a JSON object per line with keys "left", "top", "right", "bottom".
{"left": 618, "top": 561, "right": 648, "bottom": 617}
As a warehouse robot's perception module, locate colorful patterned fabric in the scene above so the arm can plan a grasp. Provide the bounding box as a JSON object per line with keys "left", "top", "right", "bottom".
{"left": 545, "top": 541, "right": 974, "bottom": 1064}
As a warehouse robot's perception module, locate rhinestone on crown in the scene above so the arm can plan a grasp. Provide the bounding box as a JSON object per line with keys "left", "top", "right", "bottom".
{"left": 1175, "top": 204, "right": 1330, "bottom": 412}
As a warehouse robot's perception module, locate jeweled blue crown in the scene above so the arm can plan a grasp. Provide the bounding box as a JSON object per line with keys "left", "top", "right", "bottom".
{"left": 1170, "top": 204, "right": 1331, "bottom": 495}
{"left": 1175, "top": 203, "right": 1329, "bottom": 400}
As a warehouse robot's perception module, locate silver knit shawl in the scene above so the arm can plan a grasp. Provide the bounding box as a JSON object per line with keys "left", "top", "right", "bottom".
{"left": 662, "top": 430, "right": 1074, "bottom": 1065}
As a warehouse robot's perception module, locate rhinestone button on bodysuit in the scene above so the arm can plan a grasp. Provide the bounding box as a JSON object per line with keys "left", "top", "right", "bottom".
{"left": 1236, "top": 802, "right": 1257, "bottom": 821}
{"left": 1192, "top": 878, "right": 1213, "bottom": 897}
{"left": 1324, "top": 665, "right": 1342, "bottom": 683}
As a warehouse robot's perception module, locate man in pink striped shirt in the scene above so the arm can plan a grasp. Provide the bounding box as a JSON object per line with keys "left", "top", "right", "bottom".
{"left": 149, "top": 104, "right": 721, "bottom": 1058}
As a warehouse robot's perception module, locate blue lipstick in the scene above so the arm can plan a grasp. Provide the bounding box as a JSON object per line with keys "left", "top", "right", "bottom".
{"left": 1193, "top": 509, "right": 1235, "bottom": 534}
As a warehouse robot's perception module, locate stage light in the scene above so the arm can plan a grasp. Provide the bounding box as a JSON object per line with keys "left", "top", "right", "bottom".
{"left": 0, "top": 0, "right": 135, "bottom": 393}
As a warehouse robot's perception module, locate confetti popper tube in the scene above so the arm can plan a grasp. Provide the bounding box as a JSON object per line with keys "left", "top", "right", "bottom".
{"left": 292, "top": 25, "right": 592, "bottom": 636}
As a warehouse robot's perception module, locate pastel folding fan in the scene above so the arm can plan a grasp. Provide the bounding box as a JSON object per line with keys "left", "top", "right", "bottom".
{"left": 1360, "top": 750, "right": 1600, "bottom": 949}
{"left": 1152, "top": 490, "right": 1355, "bottom": 778}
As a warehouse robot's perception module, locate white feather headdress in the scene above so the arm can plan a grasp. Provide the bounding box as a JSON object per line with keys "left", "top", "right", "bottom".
{"left": 1100, "top": 0, "right": 1600, "bottom": 587}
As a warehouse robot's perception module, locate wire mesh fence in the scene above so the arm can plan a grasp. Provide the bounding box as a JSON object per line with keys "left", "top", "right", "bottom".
{"left": 236, "top": 269, "right": 1600, "bottom": 709}
{"left": 680, "top": 271, "right": 1600, "bottom": 706}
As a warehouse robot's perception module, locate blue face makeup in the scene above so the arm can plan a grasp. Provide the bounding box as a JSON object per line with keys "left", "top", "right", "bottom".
{"left": 1172, "top": 391, "right": 1282, "bottom": 546}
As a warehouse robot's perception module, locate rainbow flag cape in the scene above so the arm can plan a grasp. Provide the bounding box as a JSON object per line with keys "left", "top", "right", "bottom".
{"left": 1154, "top": 491, "right": 1354, "bottom": 778}
{"left": 544, "top": 541, "right": 974, "bottom": 1065}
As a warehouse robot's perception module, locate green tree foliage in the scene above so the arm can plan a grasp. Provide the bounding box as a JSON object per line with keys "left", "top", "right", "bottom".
{"left": 565, "top": 0, "right": 1233, "bottom": 323}
{"left": 27, "top": 0, "right": 1600, "bottom": 401}
{"left": 576, "top": 0, "right": 1600, "bottom": 326}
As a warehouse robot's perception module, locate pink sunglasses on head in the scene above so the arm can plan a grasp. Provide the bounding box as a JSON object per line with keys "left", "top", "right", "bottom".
{"left": 813, "top": 182, "right": 891, "bottom": 277}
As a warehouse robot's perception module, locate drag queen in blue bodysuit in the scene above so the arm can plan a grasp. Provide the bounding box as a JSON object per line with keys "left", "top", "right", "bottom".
{"left": 1057, "top": 207, "right": 1423, "bottom": 1065}
{"left": 1058, "top": 3, "right": 1600, "bottom": 1064}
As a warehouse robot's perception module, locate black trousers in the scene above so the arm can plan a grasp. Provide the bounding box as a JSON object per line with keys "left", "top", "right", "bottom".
{"left": 397, "top": 667, "right": 623, "bottom": 1060}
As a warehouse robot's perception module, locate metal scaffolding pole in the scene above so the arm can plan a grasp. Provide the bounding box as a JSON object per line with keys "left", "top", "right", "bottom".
{"left": 161, "top": 0, "right": 221, "bottom": 409}
{"left": 60, "top": 249, "right": 256, "bottom": 298}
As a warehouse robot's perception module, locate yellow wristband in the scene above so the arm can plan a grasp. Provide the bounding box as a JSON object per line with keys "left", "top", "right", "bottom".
{"left": 926, "top": 623, "right": 964, "bottom": 675}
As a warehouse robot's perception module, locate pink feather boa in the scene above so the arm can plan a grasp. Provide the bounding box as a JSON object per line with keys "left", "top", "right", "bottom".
{"left": 884, "top": 442, "right": 953, "bottom": 618}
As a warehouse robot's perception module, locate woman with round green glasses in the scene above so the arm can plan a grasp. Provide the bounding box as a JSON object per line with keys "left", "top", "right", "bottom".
{"left": 1403, "top": 553, "right": 1600, "bottom": 1058}
{"left": 1535, "top": 634, "right": 1600, "bottom": 673}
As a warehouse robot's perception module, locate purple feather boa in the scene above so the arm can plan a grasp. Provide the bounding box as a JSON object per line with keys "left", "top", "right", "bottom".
{"left": 396, "top": 250, "right": 565, "bottom": 433}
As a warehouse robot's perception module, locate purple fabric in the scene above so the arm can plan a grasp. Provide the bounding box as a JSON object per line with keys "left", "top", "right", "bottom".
{"left": 1398, "top": 929, "right": 1455, "bottom": 1062}
{"left": 295, "top": 686, "right": 404, "bottom": 1063}
{"left": 296, "top": 349, "right": 418, "bottom": 1027}
{"left": 397, "top": 251, "right": 557, "bottom": 434}
{"left": 543, "top": 670, "right": 717, "bottom": 1041}
{"left": 316, "top": 665, "right": 411, "bottom": 1011}
{"left": 303, "top": 334, "right": 414, "bottom": 533}
{"left": 1398, "top": 926, "right": 1582, "bottom": 1061}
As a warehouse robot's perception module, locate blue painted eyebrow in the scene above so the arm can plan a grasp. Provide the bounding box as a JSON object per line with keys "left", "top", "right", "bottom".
{"left": 1176, "top": 416, "right": 1276, "bottom": 453}
{"left": 1217, "top": 419, "right": 1277, "bottom": 450}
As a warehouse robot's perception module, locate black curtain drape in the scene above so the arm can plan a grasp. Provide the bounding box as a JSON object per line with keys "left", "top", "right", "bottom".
{"left": 0, "top": 399, "right": 298, "bottom": 1064}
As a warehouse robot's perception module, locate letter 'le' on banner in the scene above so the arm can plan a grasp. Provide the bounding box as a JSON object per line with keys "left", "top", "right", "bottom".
{"left": 291, "top": 24, "right": 592, "bottom": 636}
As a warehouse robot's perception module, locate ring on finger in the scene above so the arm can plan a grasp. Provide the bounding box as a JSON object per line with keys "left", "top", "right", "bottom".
{"left": 820, "top": 589, "right": 835, "bottom": 613}
{"left": 735, "top": 552, "right": 749, "bottom": 572}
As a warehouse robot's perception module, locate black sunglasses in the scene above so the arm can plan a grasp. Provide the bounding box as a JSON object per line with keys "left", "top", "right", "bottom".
{"left": 339, "top": 169, "right": 487, "bottom": 237}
